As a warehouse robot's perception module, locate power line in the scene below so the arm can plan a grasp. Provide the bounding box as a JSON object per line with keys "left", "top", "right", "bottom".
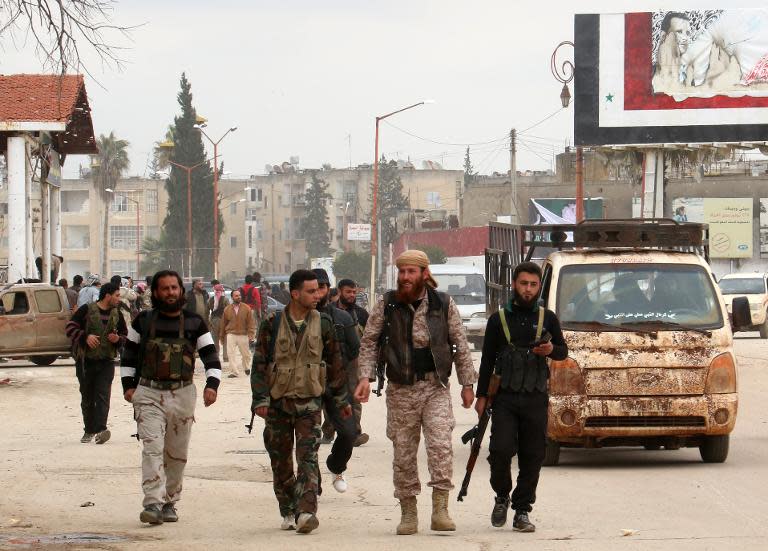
{"left": 518, "top": 107, "right": 566, "bottom": 134}
{"left": 381, "top": 120, "right": 509, "bottom": 147}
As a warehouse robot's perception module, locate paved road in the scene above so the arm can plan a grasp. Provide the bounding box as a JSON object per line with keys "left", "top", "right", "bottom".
{"left": 1, "top": 334, "right": 767, "bottom": 550}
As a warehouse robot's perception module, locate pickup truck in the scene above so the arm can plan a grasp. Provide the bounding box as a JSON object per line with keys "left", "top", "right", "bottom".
{"left": 0, "top": 283, "right": 72, "bottom": 365}
{"left": 485, "top": 219, "right": 751, "bottom": 464}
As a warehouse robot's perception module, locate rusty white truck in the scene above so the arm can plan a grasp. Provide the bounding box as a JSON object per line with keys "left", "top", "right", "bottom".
{"left": 485, "top": 219, "right": 751, "bottom": 464}
{"left": 0, "top": 283, "right": 72, "bottom": 365}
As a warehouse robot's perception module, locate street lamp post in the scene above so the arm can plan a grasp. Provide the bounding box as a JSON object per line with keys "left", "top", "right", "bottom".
{"left": 196, "top": 124, "right": 238, "bottom": 280}
{"left": 369, "top": 100, "right": 433, "bottom": 300}
{"left": 166, "top": 159, "right": 206, "bottom": 279}
{"left": 551, "top": 41, "right": 581, "bottom": 221}
{"left": 105, "top": 188, "right": 141, "bottom": 278}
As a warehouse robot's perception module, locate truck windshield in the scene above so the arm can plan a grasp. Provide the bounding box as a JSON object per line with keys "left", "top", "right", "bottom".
{"left": 556, "top": 264, "right": 723, "bottom": 330}
{"left": 432, "top": 273, "right": 485, "bottom": 305}
{"left": 718, "top": 278, "right": 766, "bottom": 295}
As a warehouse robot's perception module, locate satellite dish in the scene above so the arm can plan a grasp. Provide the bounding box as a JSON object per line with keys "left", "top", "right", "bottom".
{"left": 265, "top": 164, "right": 273, "bottom": 174}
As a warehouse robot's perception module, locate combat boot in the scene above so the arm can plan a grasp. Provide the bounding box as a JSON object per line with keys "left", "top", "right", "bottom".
{"left": 396, "top": 496, "right": 418, "bottom": 535}
{"left": 430, "top": 489, "right": 456, "bottom": 531}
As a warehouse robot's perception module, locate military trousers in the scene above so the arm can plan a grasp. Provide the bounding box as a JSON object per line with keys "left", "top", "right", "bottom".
{"left": 487, "top": 390, "right": 548, "bottom": 513}
{"left": 322, "top": 363, "right": 362, "bottom": 438}
{"left": 132, "top": 383, "right": 196, "bottom": 508}
{"left": 385, "top": 376, "right": 455, "bottom": 500}
{"left": 264, "top": 400, "right": 322, "bottom": 517}
{"left": 76, "top": 358, "right": 114, "bottom": 434}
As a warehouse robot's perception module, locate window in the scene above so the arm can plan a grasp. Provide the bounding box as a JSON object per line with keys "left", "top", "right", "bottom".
{"left": 111, "top": 260, "right": 137, "bottom": 278}
{"left": 145, "top": 225, "right": 160, "bottom": 240}
{"left": 257, "top": 188, "right": 263, "bottom": 202}
{"left": 230, "top": 201, "right": 238, "bottom": 215}
{"left": 0, "top": 203, "right": 8, "bottom": 215}
{"left": 246, "top": 208, "right": 258, "bottom": 220}
{"left": 109, "top": 225, "right": 144, "bottom": 249}
{"left": 230, "top": 236, "right": 237, "bottom": 248}
{"left": 247, "top": 225, "right": 253, "bottom": 249}
{"left": 61, "top": 190, "right": 89, "bottom": 213}
{"left": 63, "top": 225, "right": 90, "bottom": 249}
{"left": 284, "top": 218, "right": 291, "bottom": 240}
{"left": 110, "top": 191, "right": 141, "bottom": 212}
{"left": 35, "top": 290, "right": 62, "bottom": 313}
{"left": 256, "top": 219, "right": 264, "bottom": 240}
{"left": 1, "top": 292, "right": 29, "bottom": 315}
{"left": 293, "top": 218, "right": 304, "bottom": 240}
{"left": 145, "top": 189, "right": 158, "bottom": 213}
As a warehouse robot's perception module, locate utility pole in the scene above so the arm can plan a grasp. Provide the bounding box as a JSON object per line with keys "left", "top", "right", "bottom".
{"left": 510, "top": 128, "right": 518, "bottom": 224}
{"left": 270, "top": 180, "right": 276, "bottom": 272}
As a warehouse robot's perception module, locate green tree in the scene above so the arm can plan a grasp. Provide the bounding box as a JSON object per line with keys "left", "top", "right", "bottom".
{"left": 367, "top": 157, "right": 409, "bottom": 247}
{"left": 413, "top": 243, "right": 447, "bottom": 264}
{"left": 91, "top": 131, "right": 130, "bottom": 276}
{"left": 463, "top": 146, "right": 475, "bottom": 188}
{"left": 332, "top": 251, "right": 371, "bottom": 289}
{"left": 302, "top": 172, "right": 332, "bottom": 259}
{"left": 162, "top": 73, "right": 220, "bottom": 278}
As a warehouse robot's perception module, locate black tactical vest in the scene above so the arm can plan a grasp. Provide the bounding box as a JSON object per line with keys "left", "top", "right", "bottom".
{"left": 494, "top": 306, "right": 549, "bottom": 392}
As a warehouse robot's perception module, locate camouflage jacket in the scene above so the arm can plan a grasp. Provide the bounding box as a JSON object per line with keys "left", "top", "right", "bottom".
{"left": 359, "top": 288, "right": 477, "bottom": 386}
{"left": 250, "top": 309, "right": 348, "bottom": 412}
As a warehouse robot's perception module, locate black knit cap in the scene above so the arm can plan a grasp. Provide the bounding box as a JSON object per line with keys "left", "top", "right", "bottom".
{"left": 311, "top": 268, "right": 330, "bottom": 285}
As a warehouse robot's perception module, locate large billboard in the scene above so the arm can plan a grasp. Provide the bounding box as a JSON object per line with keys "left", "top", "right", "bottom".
{"left": 575, "top": 9, "right": 768, "bottom": 145}
{"left": 671, "top": 197, "right": 753, "bottom": 258}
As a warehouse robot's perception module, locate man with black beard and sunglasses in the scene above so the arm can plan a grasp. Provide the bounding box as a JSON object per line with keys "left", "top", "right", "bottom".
{"left": 121, "top": 270, "right": 221, "bottom": 525}
{"left": 354, "top": 250, "right": 476, "bottom": 535}
{"left": 475, "top": 261, "right": 567, "bottom": 533}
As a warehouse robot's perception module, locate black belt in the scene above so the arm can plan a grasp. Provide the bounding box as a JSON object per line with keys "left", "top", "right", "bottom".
{"left": 139, "top": 377, "right": 193, "bottom": 391}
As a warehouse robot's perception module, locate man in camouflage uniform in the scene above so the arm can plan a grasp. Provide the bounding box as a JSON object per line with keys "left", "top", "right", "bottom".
{"left": 251, "top": 269, "right": 351, "bottom": 534}
{"left": 355, "top": 250, "right": 477, "bottom": 535}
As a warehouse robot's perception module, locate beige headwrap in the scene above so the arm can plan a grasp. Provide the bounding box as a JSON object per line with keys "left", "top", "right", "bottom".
{"left": 395, "top": 249, "right": 438, "bottom": 289}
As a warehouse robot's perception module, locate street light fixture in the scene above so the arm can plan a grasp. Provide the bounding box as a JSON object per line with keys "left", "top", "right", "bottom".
{"left": 105, "top": 188, "right": 141, "bottom": 278}
{"left": 370, "top": 99, "right": 433, "bottom": 299}
{"left": 196, "top": 123, "right": 238, "bottom": 279}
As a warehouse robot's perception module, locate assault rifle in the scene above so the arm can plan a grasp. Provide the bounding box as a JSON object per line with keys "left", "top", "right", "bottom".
{"left": 457, "top": 371, "right": 501, "bottom": 502}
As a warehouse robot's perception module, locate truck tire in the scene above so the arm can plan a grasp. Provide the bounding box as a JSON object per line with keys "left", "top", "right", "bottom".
{"left": 30, "top": 355, "right": 58, "bottom": 366}
{"left": 699, "top": 435, "right": 729, "bottom": 463}
{"left": 760, "top": 317, "right": 768, "bottom": 339}
{"left": 542, "top": 438, "right": 561, "bottom": 466}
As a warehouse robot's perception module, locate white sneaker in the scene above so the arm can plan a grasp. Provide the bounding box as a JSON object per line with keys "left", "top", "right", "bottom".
{"left": 332, "top": 473, "right": 348, "bottom": 493}
{"left": 281, "top": 514, "right": 295, "bottom": 530}
{"left": 296, "top": 512, "right": 319, "bottom": 534}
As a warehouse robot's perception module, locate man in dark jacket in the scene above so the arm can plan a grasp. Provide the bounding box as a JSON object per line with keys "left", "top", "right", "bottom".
{"left": 475, "top": 261, "right": 568, "bottom": 533}
{"left": 66, "top": 282, "right": 127, "bottom": 444}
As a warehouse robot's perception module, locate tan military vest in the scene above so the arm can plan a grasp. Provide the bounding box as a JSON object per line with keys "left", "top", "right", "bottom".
{"left": 269, "top": 309, "right": 326, "bottom": 399}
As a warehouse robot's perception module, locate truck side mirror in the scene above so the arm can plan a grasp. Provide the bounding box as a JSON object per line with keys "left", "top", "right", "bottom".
{"left": 731, "top": 296, "right": 751, "bottom": 329}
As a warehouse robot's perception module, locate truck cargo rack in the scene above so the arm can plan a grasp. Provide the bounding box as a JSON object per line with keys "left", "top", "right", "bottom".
{"left": 485, "top": 219, "right": 709, "bottom": 315}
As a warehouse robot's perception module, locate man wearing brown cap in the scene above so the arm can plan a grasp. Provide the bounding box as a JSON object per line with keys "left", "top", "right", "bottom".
{"left": 354, "top": 249, "right": 477, "bottom": 535}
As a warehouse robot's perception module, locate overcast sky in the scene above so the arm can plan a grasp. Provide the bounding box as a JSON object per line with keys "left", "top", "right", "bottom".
{"left": 2, "top": 0, "right": 766, "bottom": 179}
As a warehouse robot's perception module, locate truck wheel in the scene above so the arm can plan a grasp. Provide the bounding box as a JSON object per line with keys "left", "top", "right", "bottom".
{"left": 760, "top": 318, "right": 768, "bottom": 339}
{"left": 542, "top": 438, "right": 560, "bottom": 466}
{"left": 30, "top": 355, "right": 58, "bottom": 366}
{"left": 699, "top": 435, "right": 729, "bottom": 463}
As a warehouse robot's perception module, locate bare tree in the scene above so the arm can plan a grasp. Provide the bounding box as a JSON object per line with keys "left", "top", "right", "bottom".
{"left": 0, "top": 1, "right": 133, "bottom": 78}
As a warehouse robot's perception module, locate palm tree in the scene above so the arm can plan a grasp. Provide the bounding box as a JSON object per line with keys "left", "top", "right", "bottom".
{"left": 91, "top": 132, "right": 130, "bottom": 276}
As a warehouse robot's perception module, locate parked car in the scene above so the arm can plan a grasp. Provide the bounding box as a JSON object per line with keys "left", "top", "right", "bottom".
{"left": 267, "top": 295, "right": 285, "bottom": 314}
{"left": 429, "top": 264, "right": 486, "bottom": 350}
{"left": 0, "top": 283, "right": 72, "bottom": 365}
{"left": 718, "top": 272, "right": 768, "bottom": 338}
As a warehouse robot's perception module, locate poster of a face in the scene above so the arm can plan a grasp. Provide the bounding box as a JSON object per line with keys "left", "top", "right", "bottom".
{"left": 760, "top": 198, "right": 768, "bottom": 257}
{"left": 653, "top": 10, "right": 768, "bottom": 99}
{"left": 672, "top": 197, "right": 752, "bottom": 258}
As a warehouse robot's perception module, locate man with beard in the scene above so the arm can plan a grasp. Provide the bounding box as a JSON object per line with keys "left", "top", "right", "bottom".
{"left": 327, "top": 278, "right": 369, "bottom": 445}
{"left": 120, "top": 270, "right": 220, "bottom": 525}
{"left": 251, "top": 269, "right": 351, "bottom": 534}
{"left": 354, "top": 250, "right": 476, "bottom": 535}
{"left": 66, "top": 282, "right": 127, "bottom": 444}
{"left": 475, "top": 261, "right": 567, "bottom": 533}
{"left": 311, "top": 268, "right": 360, "bottom": 493}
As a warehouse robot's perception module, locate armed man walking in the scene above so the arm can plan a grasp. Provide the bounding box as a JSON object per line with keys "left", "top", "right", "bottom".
{"left": 354, "top": 250, "right": 477, "bottom": 535}
{"left": 66, "top": 281, "right": 127, "bottom": 444}
{"left": 120, "top": 270, "right": 221, "bottom": 525}
{"left": 251, "top": 269, "right": 351, "bottom": 534}
{"left": 476, "top": 261, "right": 567, "bottom": 532}
{"left": 311, "top": 268, "right": 360, "bottom": 493}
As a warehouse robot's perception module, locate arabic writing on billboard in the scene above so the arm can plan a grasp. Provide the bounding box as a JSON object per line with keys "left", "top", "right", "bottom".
{"left": 672, "top": 197, "right": 753, "bottom": 258}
